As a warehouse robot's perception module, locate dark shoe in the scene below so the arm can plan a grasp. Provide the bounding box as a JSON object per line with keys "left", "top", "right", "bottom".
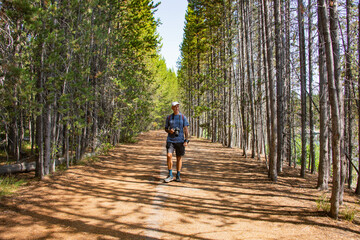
{"left": 164, "top": 175, "right": 173, "bottom": 183}
{"left": 176, "top": 175, "right": 181, "bottom": 182}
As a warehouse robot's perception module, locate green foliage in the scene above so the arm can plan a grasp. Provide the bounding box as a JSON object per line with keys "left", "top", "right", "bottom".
{"left": 316, "top": 194, "right": 330, "bottom": 213}
{"left": 150, "top": 56, "right": 179, "bottom": 128}
{"left": 1, "top": 0, "right": 167, "bottom": 173}
{"left": 97, "top": 143, "right": 114, "bottom": 155}
{"left": 55, "top": 163, "right": 68, "bottom": 172}
{"left": 0, "top": 176, "right": 26, "bottom": 196}
{"left": 340, "top": 205, "right": 357, "bottom": 222}
{"left": 194, "top": 105, "right": 211, "bottom": 118}
{"left": 178, "top": 0, "right": 226, "bottom": 135}
{"left": 292, "top": 134, "right": 320, "bottom": 170}
{"left": 79, "top": 156, "right": 100, "bottom": 166}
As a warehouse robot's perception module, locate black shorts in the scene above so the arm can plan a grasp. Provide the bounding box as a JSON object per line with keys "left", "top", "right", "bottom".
{"left": 166, "top": 142, "right": 185, "bottom": 156}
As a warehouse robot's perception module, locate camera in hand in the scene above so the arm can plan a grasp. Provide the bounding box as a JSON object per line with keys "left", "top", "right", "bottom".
{"left": 174, "top": 127, "right": 180, "bottom": 137}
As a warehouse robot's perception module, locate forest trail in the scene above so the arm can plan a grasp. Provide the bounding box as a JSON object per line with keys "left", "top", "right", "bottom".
{"left": 0, "top": 130, "right": 359, "bottom": 240}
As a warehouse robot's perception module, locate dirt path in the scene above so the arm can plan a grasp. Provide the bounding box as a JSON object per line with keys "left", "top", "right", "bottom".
{"left": 0, "top": 130, "right": 359, "bottom": 240}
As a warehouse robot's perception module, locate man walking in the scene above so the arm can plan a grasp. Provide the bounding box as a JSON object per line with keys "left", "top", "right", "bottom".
{"left": 164, "top": 101, "right": 189, "bottom": 182}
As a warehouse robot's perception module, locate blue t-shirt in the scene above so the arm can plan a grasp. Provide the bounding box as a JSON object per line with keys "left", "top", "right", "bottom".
{"left": 165, "top": 113, "right": 189, "bottom": 143}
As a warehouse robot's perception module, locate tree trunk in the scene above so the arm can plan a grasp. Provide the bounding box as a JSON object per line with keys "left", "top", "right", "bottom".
{"left": 256, "top": 2, "right": 263, "bottom": 161}
{"left": 292, "top": 105, "right": 297, "bottom": 168}
{"left": 0, "top": 157, "right": 70, "bottom": 175}
{"left": 197, "top": 38, "right": 201, "bottom": 139}
{"left": 244, "top": 1, "right": 255, "bottom": 157}
{"left": 318, "top": 0, "right": 342, "bottom": 219}
{"left": 8, "top": 116, "right": 19, "bottom": 162}
{"left": 65, "top": 121, "right": 69, "bottom": 169}
{"left": 7, "top": 21, "right": 22, "bottom": 163}
{"left": 298, "top": 0, "right": 307, "bottom": 178}
{"left": 227, "top": 0, "right": 233, "bottom": 148}
{"left": 36, "top": 110, "right": 44, "bottom": 179}
{"left": 345, "top": 0, "right": 353, "bottom": 189}
{"left": 285, "top": 0, "right": 291, "bottom": 167}
{"left": 308, "top": 0, "right": 315, "bottom": 174}
{"left": 356, "top": 2, "right": 360, "bottom": 195}
{"left": 29, "top": 116, "right": 33, "bottom": 155}
{"left": 317, "top": 6, "right": 329, "bottom": 190}
{"left": 35, "top": 7, "right": 46, "bottom": 179}
{"left": 329, "top": 0, "right": 346, "bottom": 206}
{"left": 275, "top": 0, "right": 284, "bottom": 173}
{"left": 50, "top": 97, "right": 57, "bottom": 174}
{"left": 239, "top": 3, "right": 247, "bottom": 156}
{"left": 261, "top": 0, "right": 270, "bottom": 169}
{"left": 263, "top": 0, "right": 277, "bottom": 182}
{"left": 44, "top": 103, "right": 52, "bottom": 176}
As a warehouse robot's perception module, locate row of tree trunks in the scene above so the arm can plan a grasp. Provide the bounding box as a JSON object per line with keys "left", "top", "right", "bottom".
{"left": 1, "top": 1, "right": 163, "bottom": 181}
{"left": 178, "top": 0, "right": 360, "bottom": 220}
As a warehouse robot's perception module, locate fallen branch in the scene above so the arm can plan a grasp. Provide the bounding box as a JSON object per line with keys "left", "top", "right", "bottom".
{"left": 0, "top": 161, "right": 36, "bottom": 175}
{"left": 0, "top": 158, "right": 67, "bottom": 175}
{"left": 0, "top": 152, "right": 97, "bottom": 175}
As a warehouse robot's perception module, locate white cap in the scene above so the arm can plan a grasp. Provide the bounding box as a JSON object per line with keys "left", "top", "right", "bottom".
{"left": 171, "top": 101, "right": 180, "bottom": 106}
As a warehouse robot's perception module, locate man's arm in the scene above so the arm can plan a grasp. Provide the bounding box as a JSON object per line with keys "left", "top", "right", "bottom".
{"left": 184, "top": 126, "right": 189, "bottom": 139}
{"left": 183, "top": 126, "right": 189, "bottom": 146}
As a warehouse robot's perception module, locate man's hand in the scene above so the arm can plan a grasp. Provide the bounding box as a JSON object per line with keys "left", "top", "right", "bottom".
{"left": 165, "top": 128, "right": 175, "bottom": 134}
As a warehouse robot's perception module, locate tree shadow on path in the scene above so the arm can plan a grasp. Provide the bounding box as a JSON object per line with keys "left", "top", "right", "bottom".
{"left": 0, "top": 130, "right": 359, "bottom": 240}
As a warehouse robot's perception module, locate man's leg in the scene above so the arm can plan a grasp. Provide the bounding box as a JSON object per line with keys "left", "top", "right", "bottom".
{"left": 167, "top": 152, "right": 173, "bottom": 173}
{"left": 164, "top": 143, "right": 174, "bottom": 183}
{"left": 164, "top": 153, "right": 174, "bottom": 182}
{"left": 176, "top": 155, "right": 182, "bottom": 181}
{"left": 176, "top": 155, "right": 182, "bottom": 172}
{"left": 175, "top": 143, "right": 185, "bottom": 182}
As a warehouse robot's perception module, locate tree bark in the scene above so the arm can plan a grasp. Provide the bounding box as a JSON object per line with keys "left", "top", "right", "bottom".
{"left": 285, "top": 0, "right": 292, "bottom": 167}
{"left": 317, "top": 5, "right": 329, "bottom": 190}
{"left": 35, "top": 4, "right": 46, "bottom": 179}
{"left": 263, "top": 0, "right": 277, "bottom": 182}
{"left": 261, "top": 0, "right": 270, "bottom": 169}
{"left": 317, "top": 6, "right": 330, "bottom": 190}
{"left": 0, "top": 162, "right": 36, "bottom": 175}
{"left": 356, "top": 2, "right": 360, "bottom": 195}
{"left": 298, "top": 0, "right": 307, "bottom": 178}
{"left": 275, "top": 0, "right": 284, "bottom": 173}
{"left": 239, "top": 2, "right": 247, "bottom": 156}
{"left": 345, "top": 0, "right": 353, "bottom": 189}
{"left": 244, "top": 1, "right": 255, "bottom": 157}
{"left": 44, "top": 103, "right": 52, "bottom": 176}
{"left": 318, "top": 0, "right": 342, "bottom": 219}
{"left": 329, "top": 0, "right": 346, "bottom": 206}
{"left": 227, "top": 0, "right": 233, "bottom": 148}
{"left": 308, "top": 0, "right": 315, "bottom": 174}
